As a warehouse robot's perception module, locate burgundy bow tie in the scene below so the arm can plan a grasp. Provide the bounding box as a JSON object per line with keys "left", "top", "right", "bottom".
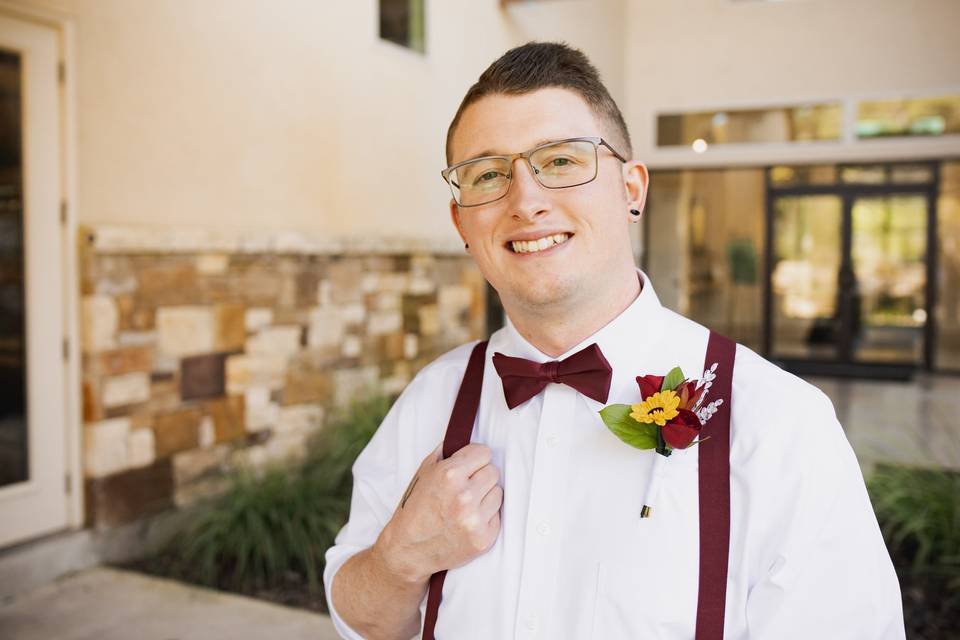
{"left": 491, "top": 343, "right": 613, "bottom": 409}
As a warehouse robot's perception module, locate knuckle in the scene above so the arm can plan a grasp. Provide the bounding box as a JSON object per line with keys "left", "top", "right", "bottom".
{"left": 457, "top": 489, "right": 472, "bottom": 506}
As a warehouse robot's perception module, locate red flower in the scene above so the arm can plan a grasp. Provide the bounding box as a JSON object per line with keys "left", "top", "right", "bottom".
{"left": 661, "top": 408, "right": 703, "bottom": 449}
{"left": 636, "top": 374, "right": 664, "bottom": 400}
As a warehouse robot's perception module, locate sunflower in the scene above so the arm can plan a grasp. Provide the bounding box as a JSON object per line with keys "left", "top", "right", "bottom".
{"left": 630, "top": 389, "right": 681, "bottom": 427}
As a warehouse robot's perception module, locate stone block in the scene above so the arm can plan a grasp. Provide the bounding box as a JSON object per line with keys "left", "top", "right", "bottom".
{"left": 244, "top": 386, "right": 278, "bottom": 432}
{"left": 340, "top": 302, "right": 366, "bottom": 326}
{"left": 403, "top": 333, "right": 419, "bottom": 360}
{"left": 82, "top": 295, "right": 118, "bottom": 352}
{"left": 307, "top": 307, "right": 344, "bottom": 348}
{"left": 157, "top": 306, "right": 216, "bottom": 358}
{"left": 276, "top": 404, "right": 324, "bottom": 437}
{"left": 84, "top": 460, "right": 173, "bottom": 530}
{"left": 198, "top": 415, "right": 216, "bottom": 448}
{"left": 153, "top": 408, "right": 202, "bottom": 458}
{"left": 203, "top": 395, "right": 246, "bottom": 444}
{"left": 102, "top": 372, "right": 151, "bottom": 409}
{"left": 180, "top": 352, "right": 227, "bottom": 401}
{"left": 172, "top": 444, "right": 231, "bottom": 486}
{"left": 95, "top": 346, "right": 153, "bottom": 377}
{"left": 418, "top": 304, "right": 440, "bottom": 336}
{"left": 244, "top": 307, "right": 273, "bottom": 333}
{"left": 327, "top": 260, "right": 364, "bottom": 303}
{"left": 282, "top": 366, "right": 333, "bottom": 406}
{"left": 333, "top": 366, "right": 380, "bottom": 407}
{"left": 127, "top": 428, "right": 155, "bottom": 469}
{"left": 195, "top": 253, "right": 229, "bottom": 275}
{"left": 225, "top": 353, "right": 286, "bottom": 394}
{"left": 84, "top": 418, "right": 131, "bottom": 478}
{"left": 215, "top": 303, "right": 246, "bottom": 351}
{"left": 341, "top": 335, "right": 362, "bottom": 358}
{"left": 137, "top": 263, "right": 200, "bottom": 306}
{"left": 246, "top": 326, "right": 302, "bottom": 357}
{"left": 368, "top": 310, "right": 402, "bottom": 336}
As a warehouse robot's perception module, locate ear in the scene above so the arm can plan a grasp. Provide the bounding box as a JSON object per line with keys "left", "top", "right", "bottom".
{"left": 623, "top": 161, "right": 650, "bottom": 215}
{"left": 449, "top": 198, "right": 467, "bottom": 244}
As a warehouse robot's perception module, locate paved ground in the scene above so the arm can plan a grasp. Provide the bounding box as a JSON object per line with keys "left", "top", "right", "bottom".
{"left": 0, "top": 567, "right": 342, "bottom": 640}
{"left": 807, "top": 373, "right": 960, "bottom": 474}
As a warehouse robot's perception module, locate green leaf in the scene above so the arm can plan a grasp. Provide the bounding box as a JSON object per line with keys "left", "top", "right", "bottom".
{"left": 661, "top": 366, "right": 685, "bottom": 391}
{"left": 599, "top": 404, "right": 658, "bottom": 450}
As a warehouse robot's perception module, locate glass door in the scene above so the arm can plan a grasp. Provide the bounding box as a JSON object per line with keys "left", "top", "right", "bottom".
{"left": 849, "top": 195, "right": 928, "bottom": 364}
{"left": 768, "top": 185, "right": 934, "bottom": 373}
{"left": 0, "top": 13, "right": 68, "bottom": 548}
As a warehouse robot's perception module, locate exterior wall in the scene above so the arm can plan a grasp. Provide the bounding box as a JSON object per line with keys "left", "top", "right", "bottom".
{"left": 14, "top": 0, "right": 625, "bottom": 241}
{"left": 79, "top": 226, "right": 485, "bottom": 529}
{"left": 624, "top": 0, "right": 960, "bottom": 167}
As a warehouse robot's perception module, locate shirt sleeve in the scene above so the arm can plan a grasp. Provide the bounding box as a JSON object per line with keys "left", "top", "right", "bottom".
{"left": 323, "top": 395, "right": 407, "bottom": 640}
{"left": 742, "top": 384, "right": 906, "bottom": 639}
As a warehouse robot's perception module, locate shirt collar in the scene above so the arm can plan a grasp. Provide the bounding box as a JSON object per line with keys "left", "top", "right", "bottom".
{"left": 494, "top": 268, "right": 670, "bottom": 394}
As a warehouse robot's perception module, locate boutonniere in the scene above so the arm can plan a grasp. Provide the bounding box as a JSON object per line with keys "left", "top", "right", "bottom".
{"left": 598, "top": 363, "right": 724, "bottom": 518}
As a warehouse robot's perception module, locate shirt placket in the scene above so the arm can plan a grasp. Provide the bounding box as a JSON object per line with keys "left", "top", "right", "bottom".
{"left": 512, "top": 383, "right": 576, "bottom": 638}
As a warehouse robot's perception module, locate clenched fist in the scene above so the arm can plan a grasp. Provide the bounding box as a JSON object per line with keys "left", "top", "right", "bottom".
{"left": 375, "top": 442, "right": 504, "bottom": 583}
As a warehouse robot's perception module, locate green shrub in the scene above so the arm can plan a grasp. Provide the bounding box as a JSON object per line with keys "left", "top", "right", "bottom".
{"left": 867, "top": 463, "right": 960, "bottom": 587}
{"left": 168, "top": 393, "right": 394, "bottom": 595}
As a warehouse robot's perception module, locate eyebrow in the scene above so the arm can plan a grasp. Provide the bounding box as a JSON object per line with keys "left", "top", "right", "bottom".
{"left": 460, "top": 138, "right": 561, "bottom": 163}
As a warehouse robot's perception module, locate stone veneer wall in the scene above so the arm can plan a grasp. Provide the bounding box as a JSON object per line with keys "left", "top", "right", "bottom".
{"left": 78, "top": 226, "right": 485, "bottom": 530}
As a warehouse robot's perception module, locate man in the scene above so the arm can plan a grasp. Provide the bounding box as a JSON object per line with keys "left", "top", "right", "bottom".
{"left": 323, "top": 42, "right": 905, "bottom": 639}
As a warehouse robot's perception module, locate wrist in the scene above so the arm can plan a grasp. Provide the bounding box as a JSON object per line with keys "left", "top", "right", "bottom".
{"left": 373, "top": 523, "right": 428, "bottom": 586}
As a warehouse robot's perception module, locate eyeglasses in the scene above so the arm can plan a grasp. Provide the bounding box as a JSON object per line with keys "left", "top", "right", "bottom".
{"left": 441, "top": 136, "right": 628, "bottom": 208}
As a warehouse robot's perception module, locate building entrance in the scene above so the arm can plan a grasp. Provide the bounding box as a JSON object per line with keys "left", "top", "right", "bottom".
{"left": 766, "top": 163, "right": 938, "bottom": 377}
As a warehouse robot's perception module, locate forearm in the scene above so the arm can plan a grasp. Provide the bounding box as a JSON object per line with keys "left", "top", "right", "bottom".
{"left": 331, "top": 536, "right": 429, "bottom": 640}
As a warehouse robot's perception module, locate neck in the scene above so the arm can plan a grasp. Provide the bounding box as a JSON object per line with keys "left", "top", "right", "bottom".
{"left": 503, "top": 268, "right": 642, "bottom": 358}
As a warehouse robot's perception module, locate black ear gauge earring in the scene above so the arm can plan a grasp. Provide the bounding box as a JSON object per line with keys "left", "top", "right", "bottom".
{"left": 630, "top": 209, "right": 641, "bottom": 217}
{"left": 465, "top": 242, "right": 469, "bottom": 249}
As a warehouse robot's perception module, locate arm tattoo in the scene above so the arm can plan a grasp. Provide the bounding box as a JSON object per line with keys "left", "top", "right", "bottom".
{"left": 400, "top": 474, "right": 420, "bottom": 509}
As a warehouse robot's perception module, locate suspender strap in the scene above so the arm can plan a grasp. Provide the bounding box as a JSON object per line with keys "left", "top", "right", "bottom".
{"left": 422, "top": 333, "right": 736, "bottom": 639}
{"left": 695, "top": 330, "right": 736, "bottom": 640}
{"left": 422, "top": 340, "right": 488, "bottom": 640}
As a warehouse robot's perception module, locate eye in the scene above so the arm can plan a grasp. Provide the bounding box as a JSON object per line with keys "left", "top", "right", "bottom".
{"left": 474, "top": 171, "right": 504, "bottom": 185}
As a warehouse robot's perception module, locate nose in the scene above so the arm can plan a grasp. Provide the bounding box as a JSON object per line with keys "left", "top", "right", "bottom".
{"left": 505, "top": 156, "right": 550, "bottom": 220}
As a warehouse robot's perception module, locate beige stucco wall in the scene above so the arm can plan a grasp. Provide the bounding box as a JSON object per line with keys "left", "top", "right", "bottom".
{"left": 624, "top": 0, "right": 960, "bottom": 166}
{"left": 13, "top": 0, "right": 626, "bottom": 241}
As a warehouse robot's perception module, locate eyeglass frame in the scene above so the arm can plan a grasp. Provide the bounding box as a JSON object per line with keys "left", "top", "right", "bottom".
{"left": 440, "top": 136, "right": 629, "bottom": 208}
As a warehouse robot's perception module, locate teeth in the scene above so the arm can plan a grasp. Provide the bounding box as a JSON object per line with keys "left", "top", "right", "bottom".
{"left": 510, "top": 233, "right": 570, "bottom": 254}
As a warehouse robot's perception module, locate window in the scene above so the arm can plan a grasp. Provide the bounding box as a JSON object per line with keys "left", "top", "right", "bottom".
{"left": 657, "top": 103, "right": 842, "bottom": 147}
{"left": 857, "top": 96, "right": 960, "bottom": 139}
{"left": 379, "top": 0, "right": 426, "bottom": 53}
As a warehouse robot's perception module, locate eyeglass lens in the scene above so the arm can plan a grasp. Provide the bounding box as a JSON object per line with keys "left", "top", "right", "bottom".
{"left": 449, "top": 139, "right": 599, "bottom": 207}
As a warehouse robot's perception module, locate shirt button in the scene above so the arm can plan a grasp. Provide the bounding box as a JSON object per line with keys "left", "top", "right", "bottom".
{"left": 537, "top": 521, "right": 551, "bottom": 536}
{"left": 546, "top": 435, "right": 558, "bottom": 447}
{"left": 525, "top": 615, "right": 538, "bottom": 630}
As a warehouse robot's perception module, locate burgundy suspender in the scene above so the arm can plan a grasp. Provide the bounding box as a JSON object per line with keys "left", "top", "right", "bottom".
{"left": 421, "top": 331, "right": 736, "bottom": 640}
{"left": 695, "top": 331, "right": 736, "bottom": 639}
{"left": 422, "top": 340, "right": 488, "bottom": 640}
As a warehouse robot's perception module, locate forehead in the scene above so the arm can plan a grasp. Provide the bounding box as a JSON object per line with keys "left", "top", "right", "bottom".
{"left": 450, "top": 87, "right": 604, "bottom": 164}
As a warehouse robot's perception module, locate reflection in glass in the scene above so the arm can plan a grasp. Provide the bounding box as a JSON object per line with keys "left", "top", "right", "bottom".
{"left": 937, "top": 162, "right": 960, "bottom": 369}
{"left": 857, "top": 95, "right": 960, "bottom": 138}
{"left": 769, "top": 164, "right": 837, "bottom": 188}
{"left": 646, "top": 169, "right": 765, "bottom": 350}
{"left": 850, "top": 196, "right": 927, "bottom": 363}
{"left": 770, "top": 195, "right": 843, "bottom": 359}
{"left": 0, "top": 49, "right": 27, "bottom": 488}
{"left": 657, "top": 103, "right": 842, "bottom": 147}
{"left": 379, "top": 0, "right": 425, "bottom": 53}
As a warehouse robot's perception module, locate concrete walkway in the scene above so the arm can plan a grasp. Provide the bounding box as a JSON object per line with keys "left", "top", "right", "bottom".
{"left": 0, "top": 567, "right": 342, "bottom": 640}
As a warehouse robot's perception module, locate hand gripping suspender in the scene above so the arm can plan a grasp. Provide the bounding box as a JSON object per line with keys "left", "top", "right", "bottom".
{"left": 421, "top": 331, "right": 736, "bottom": 640}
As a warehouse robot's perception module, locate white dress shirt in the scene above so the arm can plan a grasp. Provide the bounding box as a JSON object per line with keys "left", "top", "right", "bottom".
{"left": 323, "top": 269, "right": 905, "bottom": 639}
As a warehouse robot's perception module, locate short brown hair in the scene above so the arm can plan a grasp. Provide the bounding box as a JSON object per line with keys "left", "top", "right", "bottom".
{"left": 445, "top": 41, "right": 632, "bottom": 165}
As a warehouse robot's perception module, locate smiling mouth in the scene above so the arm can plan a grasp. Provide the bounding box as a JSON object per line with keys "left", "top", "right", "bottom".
{"left": 507, "top": 232, "right": 573, "bottom": 255}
